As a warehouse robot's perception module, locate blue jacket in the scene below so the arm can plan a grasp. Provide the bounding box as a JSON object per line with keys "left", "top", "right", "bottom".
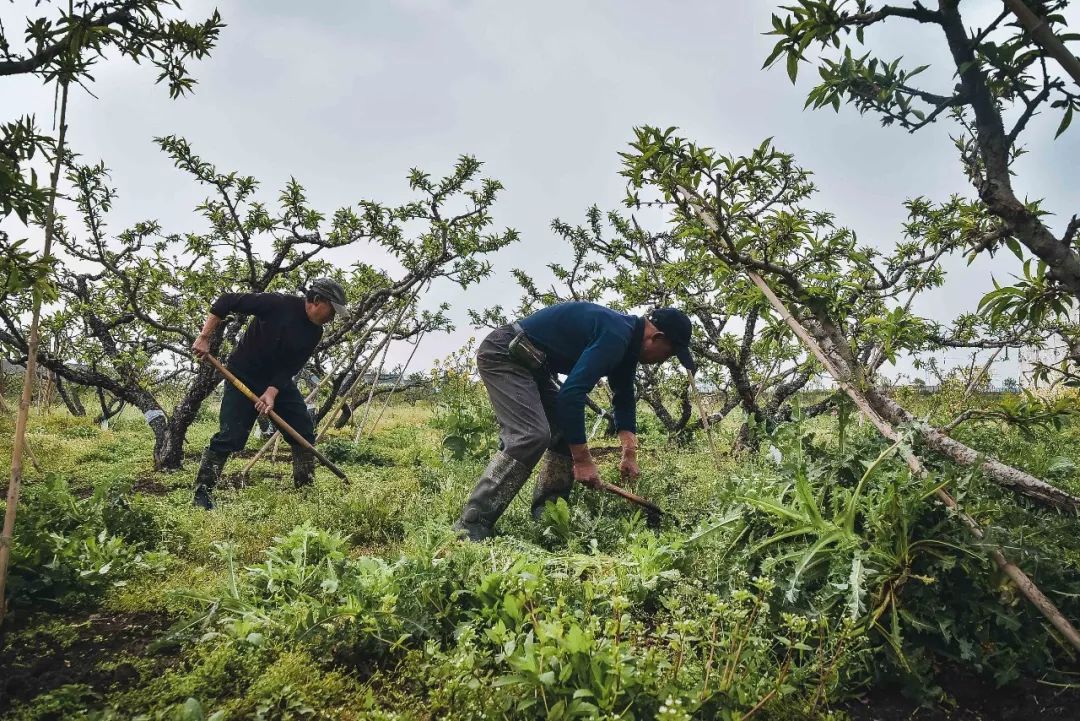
{"left": 518, "top": 302, "right": 643, "bottom": 445}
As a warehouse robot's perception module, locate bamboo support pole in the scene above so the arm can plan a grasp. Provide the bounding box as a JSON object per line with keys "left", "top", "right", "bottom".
{"left": 352, "top": 299, "right": 414, "bottom": 442}
{"left": 318, "top": 288, "right": 420, "bottom": 442}
{"left": 366, "top": 331, "right": 424, "bottom": 437}
{"left": 352, "top": 326, "right": 399, "bottom": 442}
{"left": 309, "top": 309, "right": 396, "bottom": 441}
{"left": 1, "top": 79, "right": 69, "bottom": 627}
{"left": 315, "top": 330, "right": 396, "bottom": 442}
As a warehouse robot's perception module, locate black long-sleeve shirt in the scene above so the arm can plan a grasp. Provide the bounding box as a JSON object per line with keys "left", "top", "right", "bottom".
{"left": 210, "top": 293, "right": 322, "bottom": 391}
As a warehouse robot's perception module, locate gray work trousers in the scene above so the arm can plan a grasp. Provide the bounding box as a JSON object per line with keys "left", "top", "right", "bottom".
{"left": 478, "top": 325, "right": 571, "bottom": 469}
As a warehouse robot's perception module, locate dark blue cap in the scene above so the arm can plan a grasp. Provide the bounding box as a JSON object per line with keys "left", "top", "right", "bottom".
{"left": 647, "top": 307, "right": 696, "bottom": 373}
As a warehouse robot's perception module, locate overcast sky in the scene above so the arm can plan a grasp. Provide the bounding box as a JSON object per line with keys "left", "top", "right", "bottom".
{"left": 4, "top": 0, "right": 1078, "bottom": 383}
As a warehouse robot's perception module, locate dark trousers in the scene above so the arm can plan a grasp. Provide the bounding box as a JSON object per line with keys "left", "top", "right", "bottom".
{"left": 208, "top": 378, "right": 316, "bottom": 454}
{"left": 478, "top": 326, "right": 571, "bottom": 468}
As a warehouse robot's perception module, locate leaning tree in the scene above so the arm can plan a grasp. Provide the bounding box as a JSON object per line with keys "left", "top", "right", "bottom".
{"left": 765, "top": 0, "right": 1080, "bottom": 387}
{"left": 621, "top": 126, "right": 1080, "bottom": 512}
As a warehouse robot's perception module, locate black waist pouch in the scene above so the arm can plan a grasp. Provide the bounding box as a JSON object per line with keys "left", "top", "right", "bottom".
{"left": 508, "top": 323, "right": 547, "bottom": 372}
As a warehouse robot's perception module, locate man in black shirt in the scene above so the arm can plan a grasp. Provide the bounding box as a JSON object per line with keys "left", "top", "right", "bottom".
{"left": 190, "top": 278, "right": 348, "bottom": 509}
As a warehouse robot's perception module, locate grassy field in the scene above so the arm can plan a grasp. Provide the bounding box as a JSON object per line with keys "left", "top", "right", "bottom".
{"left": 2, "top": 389, "right": 1080, "bottom": 720}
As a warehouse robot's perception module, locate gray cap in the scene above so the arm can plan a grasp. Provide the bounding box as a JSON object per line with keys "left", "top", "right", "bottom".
{"left": 309, "top": 278, "right": 348, "bottom": 316}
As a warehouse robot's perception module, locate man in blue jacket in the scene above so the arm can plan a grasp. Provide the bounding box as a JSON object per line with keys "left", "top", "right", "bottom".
{"left": 453, "top": 301, "right": 696, "bottom": 541}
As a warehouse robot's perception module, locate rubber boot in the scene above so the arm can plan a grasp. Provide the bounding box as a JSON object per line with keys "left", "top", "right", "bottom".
{"left": 192, "top": 448, "right": 229, "bottom": 510}
{"left": 453, "top": 451, "right": 533, "bottom": 542}
{"left": 531, "top": 451, "right": 575, "bottom": 520}
{"left": 292, "top": 446, "right": 316, "bottom": 488}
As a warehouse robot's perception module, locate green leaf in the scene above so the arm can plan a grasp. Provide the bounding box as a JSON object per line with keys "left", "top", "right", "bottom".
{"left": 1055, "top": 105, "right": 1073, "bottom": 139}
{"left": 787, "top": 51, "right": 800, "bottom": 84}
{"left": 179, "top": 698, "right": 204, "bottom": 721}
{"left": 794, "top": 467, "right": 824, "bottom": 529}
{"left": 1005, "top": 237, "right": 1024, "bottom": 262}
{"left": 442, "top": 435, "right": 468, "bottom": 460}
{"left": 786, "top": 529, "right": 846, "bottom": 601}
{"left": 847, "top": 552, "right": 866, "bottom": 619}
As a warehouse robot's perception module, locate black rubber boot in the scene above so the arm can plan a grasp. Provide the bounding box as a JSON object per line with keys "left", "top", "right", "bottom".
{"left": 453, "top": 451, "right": 533, "bottom": 542}
{"left": 193, "top": 484, "right": 214, "bottom": 511}
{"left": 192, "top": 448, "right": 229, "bottom": 510}
{"left": 292, "top": 446, "right": 316, "bottom": 488}
{"left": 531, "top": 451, "right": 575, "bottom": 520}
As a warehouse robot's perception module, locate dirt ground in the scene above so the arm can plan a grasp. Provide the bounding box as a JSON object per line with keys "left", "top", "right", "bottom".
{"left": 0, "top": 610, "right": 177, "bottom": 718}
{"left": 3, "top": 610, "right": 1077, "bottom": 720}
{"left": 841, "top": 665, "right": 1080, "bottom": 721}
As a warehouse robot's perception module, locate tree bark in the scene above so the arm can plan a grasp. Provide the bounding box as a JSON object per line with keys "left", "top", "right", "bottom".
{"left": 865, "top": 387, "right": 1080, "bottom": 511}
{"left": 156, "top": 363, "right": 221, "bottom": 470}
{"left": 54, "top": 374, "right": 85, "bottom": 416}
{"left": 938, "top": 1, "right": 1080, "bottom": 300}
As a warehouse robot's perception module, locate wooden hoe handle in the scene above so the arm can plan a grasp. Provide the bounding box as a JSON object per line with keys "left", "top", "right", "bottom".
{"left": 578, "top": 477, "right": 666, "bottom": 517}
{"left": 203, "top": 354, "right": 350, "bottom": 483}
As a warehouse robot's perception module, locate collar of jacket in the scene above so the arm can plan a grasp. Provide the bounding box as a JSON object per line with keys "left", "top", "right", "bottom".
{"left": 624, "top": 315, "right": 645, "bottom": 366}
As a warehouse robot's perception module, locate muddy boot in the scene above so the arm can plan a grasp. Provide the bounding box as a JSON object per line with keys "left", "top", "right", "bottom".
{"left": 453, "top": 451, "right": 533, "bottom": 542}
{"left": 292, "top": 446, "right": 316, "bottom": 488}
{"left": 192, "top": 448, "right": 229, "bottom": 510}
{"left": 531, "top": 451, "right": 575, "bottom": 520}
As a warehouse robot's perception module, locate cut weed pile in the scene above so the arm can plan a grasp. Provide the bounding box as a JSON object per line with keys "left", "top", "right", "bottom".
{"left": 2, "top": 400, "right": 1080, "bottom": 720}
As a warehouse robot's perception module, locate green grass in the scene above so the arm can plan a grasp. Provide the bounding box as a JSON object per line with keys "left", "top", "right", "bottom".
{"left": 2, "top": 394, "right": 1079, "bottom": 720}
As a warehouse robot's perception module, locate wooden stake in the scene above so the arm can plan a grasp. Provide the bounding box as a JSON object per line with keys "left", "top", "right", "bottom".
{"left": 366, "top": 331, "right": 424, "bottom": 437}
{"left": 1, "top": 79, "right": 69, "bottom": 627}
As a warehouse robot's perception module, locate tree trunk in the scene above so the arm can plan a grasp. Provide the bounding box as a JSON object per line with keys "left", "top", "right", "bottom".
{"left": 155, "top": 365, "right": 222, "bottom": 470}
{"left": 54, "top": 375, "right": 85, "bottom": 416}
{"left": 938, "top": 3, "right": 1080, "bottom": 301}
{"left": 798, "top": 309, "right": 1080, "bottom": 511}
{"left": 865, "top": 387, "right": 1080, "bottom": 511}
